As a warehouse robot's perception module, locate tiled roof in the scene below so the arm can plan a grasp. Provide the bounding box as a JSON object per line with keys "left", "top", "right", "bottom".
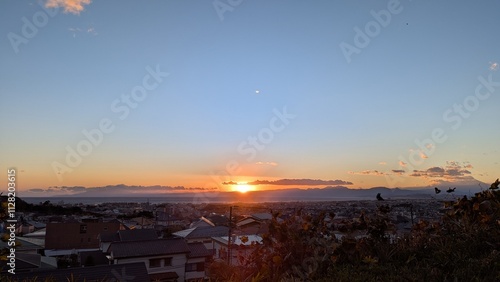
{"left": 118, "top": 229, "right": 158, "bottom": 241}
{"left": 172, "top": 227, "right": 196, "bottom": 238}
{"left": 236, "top": 217, "right": 258, "bottom": 227}
{"left": 190, "top": 216, "right": 215, "bottom": 228}
{"left": 17, "top": 236, "right": 45, "bottom": 248}
{"left": 26, "top": 220, "right": 46, "bottom": 229}
{"left": 0, "top": 253, "right": 41, "bottom": 272}
{"left": 173, "top": 226, "right": 229, "bottom": 239}
{"left": 99, "top": 231, "right": 120, "bottom": 242}
{"left": 23, "top": 228, "right": 46, "bottom": 237}
{"left": 0, "top": 237, "right": 44, "bottom": 251}
{"left": 9, "top": 262, "right": 149, "bottom": 282}
{"left": 251, "top": 213, "right": 273, "bottom": 221}
{"left": 100, "top": 229, "right": 158, "bottom": 243}
{"left": 206, "top": 214, "right": 229, "bottom": 225}
{"left": 187, "top": 242, "right": 211, "bottom": 258}
{"left": 109, "top": 238, "right": 190, "bottom": 259}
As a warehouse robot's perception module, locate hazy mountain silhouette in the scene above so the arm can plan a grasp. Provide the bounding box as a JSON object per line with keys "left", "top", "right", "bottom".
{"left": 23, "top": 182, "right": 488, "bottom": 200}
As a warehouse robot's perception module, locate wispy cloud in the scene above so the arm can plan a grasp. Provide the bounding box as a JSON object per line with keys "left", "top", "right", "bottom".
{"left": 409, "top": 161, "right": 475, "bottom": 184}
{"left": 255, "top": 161, "right": 278, "bottom": 166}
{"left": 223, "top": 178, "right": 353, "bottom": 186}
{"left": 348, "top": 170, "right": 387, "bottom": 176}
{"left": 68, "top": 26, "right": 97, "bottom": 37}
{"left": 86, "top": 27, "right": 97, "bottom": 35}
{"left": 349, "top": 169, "right": 409, "bottom": 176}
{"left": 379, "top": 162, "right": 387, "bottom": 165}
{"left": 392, "top": 169, "right": 406, "bottom": 175}
{"left": 45, "top": 0, "right": 91, "bottom": 14}
{"left": 409, "top": 149, "right": 429, "bottom": 160}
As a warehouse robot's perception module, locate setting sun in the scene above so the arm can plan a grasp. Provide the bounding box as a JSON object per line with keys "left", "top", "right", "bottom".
{"left": 234, "top": 183, "right": 253, "bottom": 193}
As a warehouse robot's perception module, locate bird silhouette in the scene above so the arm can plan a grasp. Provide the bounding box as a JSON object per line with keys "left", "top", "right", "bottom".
{"left": 376, "top": 193, "right": 384, "bottom": 201}
{"left": 434, "top": 187, "right": 441, "bottom": 194}
{"left": 446, "top": 187, "right": 456, "bottom": 193}
{"left": 489, "top": 178, "right": 499, "bottom": 190}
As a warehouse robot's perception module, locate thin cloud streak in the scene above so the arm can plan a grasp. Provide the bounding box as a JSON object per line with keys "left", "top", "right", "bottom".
{"left": 255, "top": 161, "right": 278, "bottom": 166}
{"left": 348, "top": 170, "right": 387, "bottom": 176}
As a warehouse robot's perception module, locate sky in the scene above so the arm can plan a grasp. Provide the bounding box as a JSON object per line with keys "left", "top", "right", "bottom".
{"left": 1, "top": 0, "right": 499, "bottom": 196}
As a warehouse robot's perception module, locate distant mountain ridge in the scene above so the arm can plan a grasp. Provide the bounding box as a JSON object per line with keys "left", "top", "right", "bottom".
{"left": 28, "top": 182, "right": 488, "bottom": 200}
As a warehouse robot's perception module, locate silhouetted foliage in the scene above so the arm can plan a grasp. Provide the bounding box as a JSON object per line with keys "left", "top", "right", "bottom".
{"left": 208, "top": 179, "right": 500, "bottom": 281}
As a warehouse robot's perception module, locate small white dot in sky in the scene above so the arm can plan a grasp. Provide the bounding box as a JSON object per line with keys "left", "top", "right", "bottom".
{"left": 489, "top": 62, "right": 498, "bottom": 71}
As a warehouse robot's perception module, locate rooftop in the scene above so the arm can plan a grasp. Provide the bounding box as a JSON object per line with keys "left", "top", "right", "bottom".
{"left": 109, "top": 238, "right": 190, "bottom": 259}
{"left": 118, "top": 229, "right": 158, "bottom": 241}
{"left": 99, "top": 229, "right": 158, "bottom": 243}
{"left": 187, "top": 242, "right": 211, "bottom": 258}
{"left": 173, "top": 226, "right": 229, "bottom": 239}
{"left": 10, "top": 262, "right": 149, "bottom": 282}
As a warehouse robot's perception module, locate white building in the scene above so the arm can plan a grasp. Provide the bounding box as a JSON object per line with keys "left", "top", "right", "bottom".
{"left": 107, "top": 238, "right": 210, "bottom": 282}
{"left": 173, "top": 226, "right": 229, "bottom": 255}
{"left": 212, "top": 235, "right": 262, "bottom": 266}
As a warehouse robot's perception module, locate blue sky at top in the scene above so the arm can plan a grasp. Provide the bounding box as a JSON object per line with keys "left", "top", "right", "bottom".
{"left": 0, "top": 0, "right": 499, "bottom": 194}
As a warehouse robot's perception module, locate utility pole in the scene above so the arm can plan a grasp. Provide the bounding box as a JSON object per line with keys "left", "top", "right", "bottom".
{"left": 410, "top": 204, "right": 414, "bottom": 225}
{"left": 227, "top": 206, "right": 233, "bottom": 265}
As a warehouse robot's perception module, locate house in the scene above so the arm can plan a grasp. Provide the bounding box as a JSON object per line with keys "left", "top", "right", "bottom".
{"left": 235, "top": 213, "right": 274, "bottom": 235}
{"left": 0, "top": 253, "right": 57, "bottom": 274}
{"left": 212, "top": 235, "right": 262, "bottom": 266}
{"left": 173, "top": 226, "right": 229, "bottom": 255}
{"left": 189, "top": 216, "right": 215, "bottom": 228}
{"left": 0, "top": 236, "right": 53, "bottom": 273}
{"left": 99, "top": 229, "right": 158, "bottom": 252}
{"left": 108, "top": 238, "right": 191, "bottom": 281}
{"left": 205, "top": 214, "right": 229, "bottom": 226}
{"left": 156, "top": 211, "right": 185, "bottom": 227}
{"left": 45, "top": 221, "right": 121, "bottom": 251}
{"left": 10, "top": 262, "right": 150, "bottom": 282}
{"left": 249, "top": 213, "right": 273, "bottom": 221}
{"left": 0, "top": 236, "right": 45, "bottom": 255}
{"left": 22, "top": 228, "right": 46, "bottom": 239}
{"left": 185, "top": 242, "right": 211, "bottom": 282}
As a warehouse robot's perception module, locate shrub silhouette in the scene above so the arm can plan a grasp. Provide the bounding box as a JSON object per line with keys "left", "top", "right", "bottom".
{"left": 208, "top": 179, "right": 500, "bottom": 281}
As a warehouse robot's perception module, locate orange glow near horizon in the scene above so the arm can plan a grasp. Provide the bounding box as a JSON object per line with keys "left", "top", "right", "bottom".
{"left": 233, "top": 183, "right": 254, "bottom": 193}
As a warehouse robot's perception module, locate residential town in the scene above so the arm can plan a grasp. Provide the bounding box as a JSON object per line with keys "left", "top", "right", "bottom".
{"left": 0, "top": 197, "right": 448, "bottom": 281}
